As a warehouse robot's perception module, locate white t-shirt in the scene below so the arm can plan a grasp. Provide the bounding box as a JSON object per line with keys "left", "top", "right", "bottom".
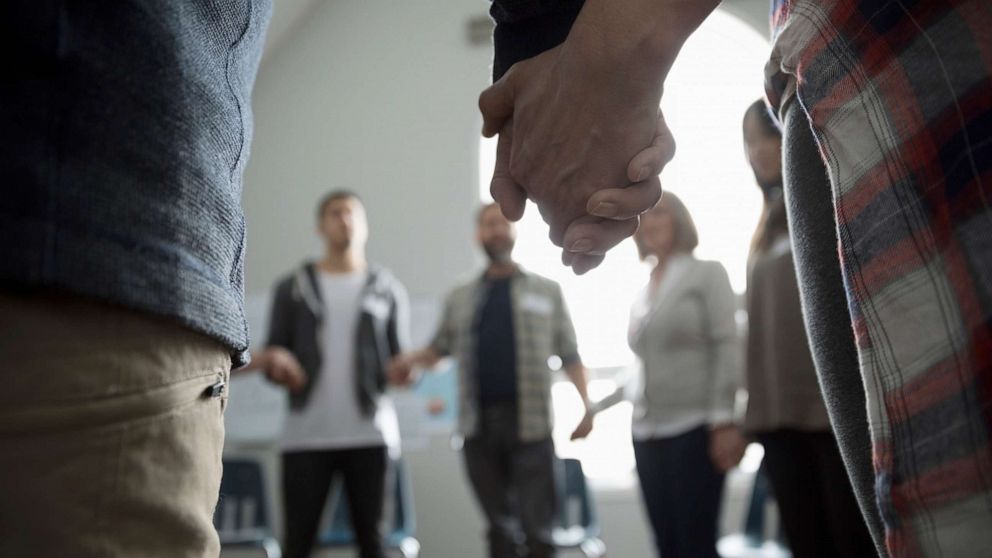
{"left": 281, "top": 271, "right": 398, "bottom": 452}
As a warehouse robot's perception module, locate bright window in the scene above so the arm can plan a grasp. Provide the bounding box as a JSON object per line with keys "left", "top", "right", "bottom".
{"left": 479, "top": 10, "right": 770, "bottom": 480}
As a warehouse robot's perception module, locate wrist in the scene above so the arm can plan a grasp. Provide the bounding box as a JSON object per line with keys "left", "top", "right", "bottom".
{"left": 411, "top": 350, "right": 429, "bottom": 368}
{"left": 255, "top": 349, "right": 272, "bottom": 372}
{"left": 567, "top": 0, "right": 718, "bottom": 80}
{"left": 587, "top": 398, "right": 603, "bottom": 415}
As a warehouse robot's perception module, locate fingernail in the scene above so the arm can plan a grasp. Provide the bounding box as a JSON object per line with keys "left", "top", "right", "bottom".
{"left": 636, "top": 166, "right": 652, "bottom": 182}
{"left": 569, "top": 239, "right": 593, "bottom": 253}
{"left": 592, "top": 202, "right": 618, "bottom": 218}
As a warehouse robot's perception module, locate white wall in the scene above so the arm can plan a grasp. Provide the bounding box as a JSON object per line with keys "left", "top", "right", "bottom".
{"left": 243, "top": 0, "right": 491, "bottom": 301}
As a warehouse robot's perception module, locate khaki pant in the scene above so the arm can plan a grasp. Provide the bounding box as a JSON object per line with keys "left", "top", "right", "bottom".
{"left": 0, "top": 289, "right": 230, "bottom": 557}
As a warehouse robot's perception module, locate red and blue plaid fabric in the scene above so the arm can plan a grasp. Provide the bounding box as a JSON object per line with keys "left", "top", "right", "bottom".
{"left": 766, "top": 1, "right": 992, "bottom": 556}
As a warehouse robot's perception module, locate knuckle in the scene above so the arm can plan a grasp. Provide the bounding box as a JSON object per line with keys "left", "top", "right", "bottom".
{"left": 648, "top": 185, "right": 663, "bottom": 207}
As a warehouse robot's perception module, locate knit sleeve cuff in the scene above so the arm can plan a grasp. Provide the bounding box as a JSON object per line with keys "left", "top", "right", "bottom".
{"left": 491, "top": 0, "right": 585, "bottom": 80}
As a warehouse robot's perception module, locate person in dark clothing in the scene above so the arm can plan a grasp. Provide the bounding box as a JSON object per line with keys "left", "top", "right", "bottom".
{"left": 263, "top": 191, "right": 410, "bottom": 558}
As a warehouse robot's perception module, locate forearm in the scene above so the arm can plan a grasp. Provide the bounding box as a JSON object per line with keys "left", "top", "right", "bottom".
{"left": 412, "top": 347, "right": 444, "bottom": 370}
{"left": 237, "top": 349, "right": 272, "bottom": 373}
{"left": 568, "top": 0, "right": 720, "bottom": 74}
{"left": 590, "top": 385, "right": 625, "bottom": 414}
{"left": 493, "top": 0, "right": 719, "bottom": 81}
{"left": 564, "top": 362, "right": 591, "bottom": 408}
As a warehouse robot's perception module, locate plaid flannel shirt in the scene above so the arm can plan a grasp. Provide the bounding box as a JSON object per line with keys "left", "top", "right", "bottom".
{"left": 430, "top": 268, "right": 580, "bottom": 442}
{"left": 766, "top": 1, "right": 992, "bottom": 555}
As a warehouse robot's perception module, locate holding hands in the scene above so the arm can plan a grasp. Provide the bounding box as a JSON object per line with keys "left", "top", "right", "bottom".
{"left": 570, "top": 409, "right": 595, "bottom": 441}
{"left": 479, "top": 44, "right": 671, "bottom": 275}
{"left": 709, "top": 424, "right": 748, "bottom": 472}
{"left": 387, "top": 352, "right": 421, "bottom": 387}
{"left": 256, "top": 346, "right": 308, "bottom": 392}
{"left": 479, "top": 0, "right": 718, "bottom": 273}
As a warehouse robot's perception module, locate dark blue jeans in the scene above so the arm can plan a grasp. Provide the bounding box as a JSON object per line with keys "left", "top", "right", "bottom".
{"left": 757, "top": 429, "right": 874, "bottom": 558}
{"left": 633, "top": 425, "right": 724, "bottom": 558}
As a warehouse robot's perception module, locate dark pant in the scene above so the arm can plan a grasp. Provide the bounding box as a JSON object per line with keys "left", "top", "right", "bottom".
{"left": 282, "top": 446, "right": 388, "bottom": 558}
{"left": 633, "top": 426, "right": 724, "bottom": 558}
{"left": 463, "top": 404, "right": 557, "bottom": 558}
{"left": 757, "top": 430, "right": 874, "bottom": 558}
{"left": 781, "top": 98, "right": 886, "bottom": 556}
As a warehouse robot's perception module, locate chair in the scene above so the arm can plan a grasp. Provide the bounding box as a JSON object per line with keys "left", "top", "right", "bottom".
{"left": 552, "top": 458, "right": 607, "bottom": 558}
{"left": 318, "top": 459, "right": 421, "bottom": 558}
{"left": 215, "top": 458, "right": 283, "bottom": 558}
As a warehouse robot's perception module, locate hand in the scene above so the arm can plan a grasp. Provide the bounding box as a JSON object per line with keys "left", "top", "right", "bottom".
{"left": 479, "top": 0, "right": 717, "bottom": 274}
{"left": 387, "top": 353, "right": 419, "bottom": 387}
{"left": 570, "top": 409, "right": 595, "bottom": 440}
{"left": 260, "top": 347, "right": 307, "bottom": 393}
{"left": 479, "top": 42, "right": 664, "bottom": 251}
{"left": 709, "top": 424, "right": 748, "bottom": 472}
{"left": 561, "top": 112, "right": 676, "bottom": 274}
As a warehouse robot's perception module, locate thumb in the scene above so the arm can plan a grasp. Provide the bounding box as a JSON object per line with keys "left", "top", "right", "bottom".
{"left": 490, "top": 127, "right": 527, "bottom": 221}
{"left": 479, "top": 73, "right": 516, "bottom": 138}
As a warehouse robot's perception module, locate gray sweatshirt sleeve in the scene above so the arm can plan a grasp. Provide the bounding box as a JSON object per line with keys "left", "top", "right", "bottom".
{"left": 266, "top": 278, "right": 294, "bottom": 349}
{"left": 703, "top": 262, "right": 742, "bottom": 425}
{"left": 387, "top": 277, "right": 412, "bottom": 356}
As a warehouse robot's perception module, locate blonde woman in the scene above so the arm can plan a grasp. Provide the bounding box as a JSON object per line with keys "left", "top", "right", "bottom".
{"left": 578, "top": 192, "right": 745, "bottom": 558}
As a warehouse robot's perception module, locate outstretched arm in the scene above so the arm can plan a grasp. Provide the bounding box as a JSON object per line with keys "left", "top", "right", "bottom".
{"left": 388, "top": 291, "right": 456, "bottom": 386}
{"left": 237, "top": 281, "right": 307, "bottom": 391}
{"left": 237, "top": 347, "right": 308, "bottom": 392}
{"left": 564, "top": 361, "right": 595, "bottom": 439}
{"left": 387, "top": 347, "right": 444, "bottom": 386}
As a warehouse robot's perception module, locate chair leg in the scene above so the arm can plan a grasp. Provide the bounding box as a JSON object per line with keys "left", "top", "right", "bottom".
{"left": 262, "top": 537, "right": 283, "bottom": 558}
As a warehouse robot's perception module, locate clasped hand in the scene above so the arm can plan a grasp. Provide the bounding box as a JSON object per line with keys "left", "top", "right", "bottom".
{"left": 479, "top": 43, "right": 675, "bottom": 273}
